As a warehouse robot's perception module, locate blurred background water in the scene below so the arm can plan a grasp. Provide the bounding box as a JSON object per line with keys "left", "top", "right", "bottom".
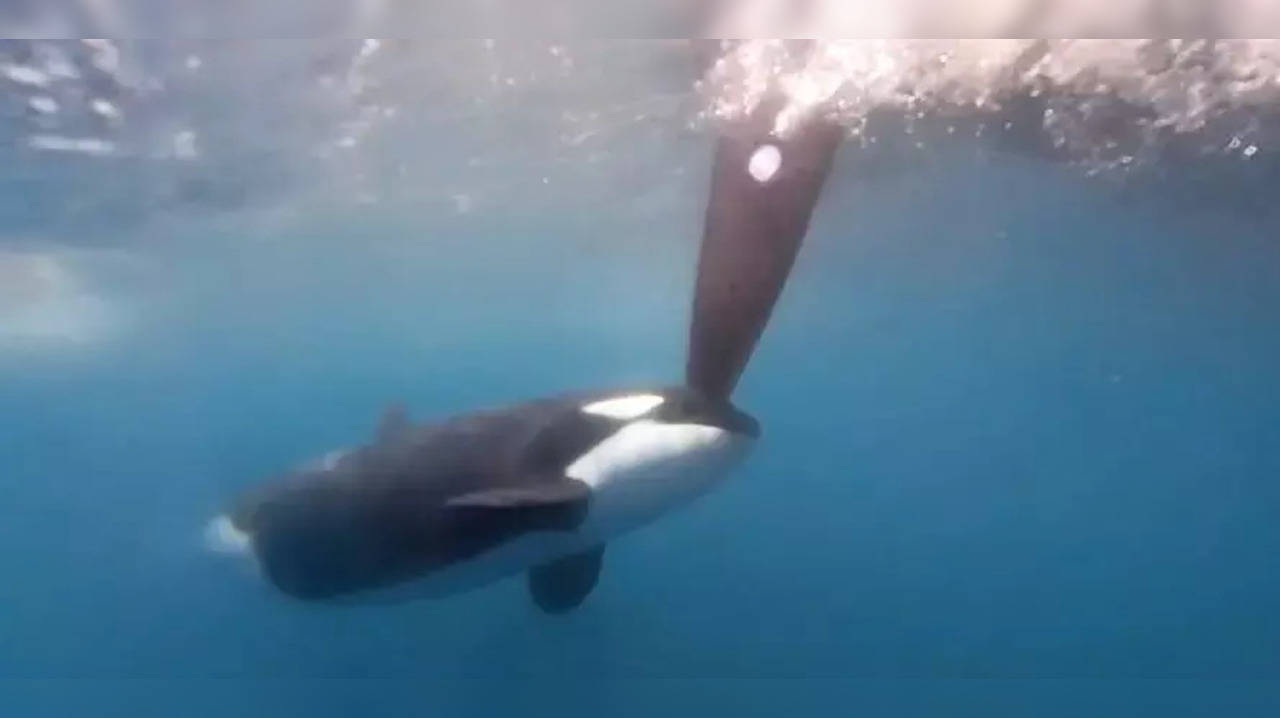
{"left": 2, "top": 20, "right": 1280, "bottom": 717}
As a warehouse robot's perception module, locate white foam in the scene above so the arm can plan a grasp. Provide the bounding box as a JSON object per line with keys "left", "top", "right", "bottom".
{"left": 701, "top": 33, "right": 1280, "bottom": 164}
{"left": 90, "top": 98, "right": 120, "bottom": 121}
{"left": 82, "top": 39, "right": 120, "bottom": 75}
{"left": 28, "top": 96, "right": 58, "bottom": 114}
{"left": 2, "top": 63, "right": 49, "bottom": 87}
{"left": 27, "top": 135, "right": 116, "bottom": 156}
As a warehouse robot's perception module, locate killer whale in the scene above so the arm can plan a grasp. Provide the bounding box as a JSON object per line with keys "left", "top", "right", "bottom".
{"left": 209, "top": 102, "right": 840, "bottom": 612}
{"left": 211, "top": 386, "right": 757, "bottom": 610}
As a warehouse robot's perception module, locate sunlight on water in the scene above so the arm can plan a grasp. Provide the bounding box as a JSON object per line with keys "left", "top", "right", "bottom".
{"left": 703, "top": 39, "right": 1280, "bottom": 168}
{"left": 3, "top": 36, "right": 1276, "bottom": 203}
{"left": 3, "top": 35, "right": 1280, "bottom": 351}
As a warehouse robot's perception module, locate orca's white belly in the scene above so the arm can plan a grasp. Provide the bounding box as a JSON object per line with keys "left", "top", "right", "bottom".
{"left": 340, "top": 423, "right": 754, "bottom": 604}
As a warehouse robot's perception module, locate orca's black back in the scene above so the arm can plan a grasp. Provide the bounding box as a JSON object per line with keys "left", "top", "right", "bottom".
{"left": 233, "top": 391, "right": 626, "bottom": 599}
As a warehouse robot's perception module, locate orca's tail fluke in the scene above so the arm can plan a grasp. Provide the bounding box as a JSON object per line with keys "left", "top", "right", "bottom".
{"left": 685, "top": 101, "right": 842, "bottom": 401}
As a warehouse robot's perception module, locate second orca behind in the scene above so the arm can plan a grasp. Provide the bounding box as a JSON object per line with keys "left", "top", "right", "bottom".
{"left": 208, "top": 107, "right": 841, "bottom": 613}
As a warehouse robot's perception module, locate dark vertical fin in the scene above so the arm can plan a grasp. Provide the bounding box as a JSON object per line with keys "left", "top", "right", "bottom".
{"left": 685, "top": 100, "right": 843, "bottom": 400}
{"left": 528, "top": 545, "right": 605, "bottom": 614}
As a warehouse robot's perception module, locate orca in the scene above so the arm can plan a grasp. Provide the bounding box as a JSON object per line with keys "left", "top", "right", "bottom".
{"left": 208, "top": 103, "right": 841, "bottom": 612}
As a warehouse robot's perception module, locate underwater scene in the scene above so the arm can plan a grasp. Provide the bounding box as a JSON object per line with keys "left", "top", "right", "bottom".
{"left": 2, "top": 18, "right": 1280, "bottom": 718}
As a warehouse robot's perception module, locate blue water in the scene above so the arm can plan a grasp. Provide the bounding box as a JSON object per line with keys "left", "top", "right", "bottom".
{"left": 4, "top": 142, "right": 1280, "bottom": 712}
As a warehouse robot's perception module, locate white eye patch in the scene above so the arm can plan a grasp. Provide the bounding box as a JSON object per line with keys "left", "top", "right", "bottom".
{"left": 580, "top": 394, "right": 665, "bottom": 420}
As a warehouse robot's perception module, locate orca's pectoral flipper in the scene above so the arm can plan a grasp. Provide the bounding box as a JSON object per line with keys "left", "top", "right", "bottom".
{"left": 528, "top": 545, "right": 605, "bottom": 614}
{"left": 686, "top": 108, "right": 843, "bottom": 400}
{"left": 444, "top": 478, "right": 592, "bottom": 532}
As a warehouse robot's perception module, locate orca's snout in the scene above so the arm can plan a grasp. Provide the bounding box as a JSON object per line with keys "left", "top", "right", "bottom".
{"left": 204, "top": 514, "right": 254, "bottom": 557}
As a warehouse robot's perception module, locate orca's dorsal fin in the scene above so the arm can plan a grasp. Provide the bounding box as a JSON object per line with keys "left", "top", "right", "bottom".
{"left": 528, "top": 545, "right": 605, "bottom": 614}
{"left": 685, "top": 101, "right": 842, "bottom": 400}
{"left": 375, "top": 403, "right": 411, "bottom": 443}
